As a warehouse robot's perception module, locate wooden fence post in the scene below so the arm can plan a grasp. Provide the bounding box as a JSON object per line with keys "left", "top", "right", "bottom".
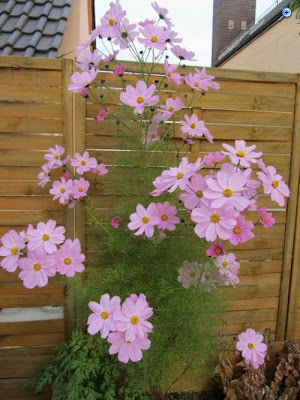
{"left": 62, "top": 58, "right": 75, "bottom": 339}
{"left": 276, "top": 75, "right": 300, "bottom": 341}
{"left": 285, "top": 75, "right": 300, "bottom": 340}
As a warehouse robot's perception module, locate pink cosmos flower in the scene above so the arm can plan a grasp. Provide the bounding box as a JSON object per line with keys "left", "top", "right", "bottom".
{"left": 0, "top": 230, "right": 26, "bottom": 272}
{"left": 111, "top": 216, "right": 121, "bottom": 228}
{"left": 38, "top": 164, "right": 51, "bottom": 187}
{"left": 62, "top": 171, "right": 71, "bottom": 181}
{"left": 138, "top": 19, "right": 155, "bottom": 28}
{"left": 179, "top": 174, "right": 210, "bottom": 210}
{"left": 54, "top": 238, "right": 85, "bottom": 278}
{"left": 151, "top": 2, "right": 174, "bottom": 28}
{"left": 241, "top": 168, "right": 261, "bottom": 200}
{"left": 114, "top": 294, "right": 153, "bottom": 341}
{"left": 72, "top": 178, "right": 90, "bottom": 200}
{"left": 138, "top": 22, "right": 171, "bottom": 50}
{"left": 120, "top": 80, "right": 159, "bottom": 114}
{"left": 19, "top": 225, "right": 32, "bottom": 245}
{"left": 76, "top": 27, "right": 100, "bottom": 53}
{"left": 44, "top": 145, "right": 66, "bottom": 169}
{"left": 163, "top": 59, "right": 182, "bottom": 85}
{"left": 27, "top": 220, "right": 65, "bottom": 254}
{"left": 215, "top": 253, "right": 240, "bottom": 287}
{"left": 99, "top": 0, "right": 126, "bottom": 38}
{"left": 229, "top": 215, "right": 254, "bottom": 245}
{"left": 97, "top": 108, "right": 109, "bottom": 121}
{"left": 165, "top": 29, "right": 182, "bottom": 46}
{"left": 155, "top": 97, "right": 183, "bottom": 122}
{"left": 112, "top": 64, "right": 126, "bottom": 76}
{"left": 193, "top": 67, "right": 220, "bottom": 91}
{"left": 91, "top": 163, "right": 108, "bottom": 176}
{"left": 113, "top": 18, "right": 138, "bottom": 49}
{"left": 108, "top": 331, "right": 151, "bottom": 363}
{"left": 18, "top": 249, "right": 56, "bottom": 289}
{"left": 257, "top": 207, "right": 275, "bottom": 228}
{"left": 143, "top": 126, "right": 160, "bottom": 147}
{"left": 76, "top": 50, "right": 102, "bottom": 71}
{"left": 151, "top": 157, "right": 203, "bottom": 196}
{"left": 191, "top": 203, "right": 237, "bottom": 242}
{"left": 80, "top": 88, "right": 88, "bottom": 97}
{"left": 103, "top": 50, "right": 119, "bottom": 63}
{"left": 203, "top": 152, "right": 225, "bottom": 166}
{"left": 171, "top": 45, "right": 196, "bottom": 61}
{"left": 49, "top": 178, "right": 73, "bottom": 205}
{"left": 156, "top": 201, "right": 180, "bottom": 231}
{"left": 257, "top": 166, "right": 290, "bottom": 207}
{"left": 222, "top": 140, "right": 262, "bottom": 168}
{"left": 180, "top": 114, "right": 213, "bottom": 143}
{"left": 71, "top": 151, "right": 97, "bottom": 175}
{"left": 87, "top": 294, "right": 121, "bottom": 339}
{"left": 181, "top": 133, "right": 195, "bottom": 145}
{"left": 68, "top": 68, "right": 98, "bottom": 93}
{"left": 204, "top": 170, "right": 249, "bottom": 211}
{"left": 206, "top": 242, "right": 226, "bottom": 258}
{"left": 236, "top": 328, "right": 267, "bottom": 369}
{"left": 177, "top": 261, "right": 201, "bottom": 289}
{"left": 128, "top": 203, "right": 160, "bottom": 238}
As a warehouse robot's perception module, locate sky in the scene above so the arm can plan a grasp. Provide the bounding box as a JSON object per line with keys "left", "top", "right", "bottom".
{"left": 95, "top": 0, "right": 278, "bottom": 66}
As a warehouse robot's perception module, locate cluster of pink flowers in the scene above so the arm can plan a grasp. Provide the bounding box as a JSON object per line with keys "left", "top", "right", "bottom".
{"left": 87, "top": 293, "right": 153, "bottom": 363}
{"left": 127, "top": 201, "right": 180, "bottom": 238}
{"left": 69, "top": 1, "right": 220, "bottom": 147}
{"left": 149, "top": 140, "right": 288, "bottom": 245}
{"left": 0, "top": 220, "right": 85, "bottom": 288}
{"left": 38, "top": 145, "right": 108, "bottom": 208}
{"left": 236, "top": 328, "right": 268, "bottom": 369}
{"left": 177, "top": 261, "right": 220, "bottom": 292}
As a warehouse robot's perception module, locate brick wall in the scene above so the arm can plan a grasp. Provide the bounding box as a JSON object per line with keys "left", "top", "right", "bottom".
{"left": 211, "top": 0, "right": 256, "bottom": 65}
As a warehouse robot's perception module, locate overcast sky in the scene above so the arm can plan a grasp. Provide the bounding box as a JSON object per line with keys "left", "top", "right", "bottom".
{"left": 95, "top": 0, "right": 279, "bottom": 66}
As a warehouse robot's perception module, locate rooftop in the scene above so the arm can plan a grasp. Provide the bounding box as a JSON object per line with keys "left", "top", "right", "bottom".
{"left": 0, "top": 0, "right": 72, "bottom": 58}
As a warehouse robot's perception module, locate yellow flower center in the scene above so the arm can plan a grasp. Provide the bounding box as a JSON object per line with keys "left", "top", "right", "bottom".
{"left": 212, "top": 158, "right": 217, "bottom": 163}
{"left": 222, "top": 261, "right": 229, "bottom": 268}
{"left": 261, "top": 216, "right": 266, "bottom": 221}
{"left": 215, "top": 248, "right": 221, "bottom": 254}
{"left": 54, "top": 154, "right": 59, "bottom": 159}
{"left": 210, "top": 213, "right": 220, "bottom": 223}
{"left": 168, "top": 106, "right": 174, "bottom": 111}
{"left": 196, "top": 189, "right": 203, "bottom": 197}
{"left": 44, "top": 172, "right": 47, "bottom": 176}
{"left": 236, "top": 150, "right": 246, "bottom": 157}
{"left": 190, "top": 123, "right": 196, "bottom": 129}
{"left": 126, "top": 340, "right": 131, "bottom": 344}
{"left": 60, "top": 188, "right": 66, "bottom": 193}
{"left": 151, "top": 36, "right": 158, "bottom": 42}
{"left": 272, "top": 180, "right": 279, "bottom": 189}
{"left": 11, "top": 246, "right": 18, "bottom": 255}
{"left": 130, "top": 315, "right": 139, "bottom": 325}
{"left": 161, "top": 215, "right": 168, "bottom": 221}
{"left": 109, "top": 18, "right": 115, "bottom": 26}
{"left": 194, "top": 82, "right": 199, "bottom": 87}
{"left": 137, "top": 96, "right": 144, "bottom": 104}
{"left": 81, "top": 160, "right": 86, "bottom": 165}
{"left": 248, "top": 343, "right": 255, "bottom": 350}
{"left": 142, "top": 216, "right": 149, "bottom": 224}
{"left": 176, "top": 172, "right": 184, "bottom": 179}
{"left": 96, "top": 169, "right": 101, "bottom": 173}
{"left": 23, "top": 237, "right": 27, "bottom": 242}
{"left": 223, "top": 188, "right": 233, "bottom": 197}
{"left": 167, "top": 72, "right": 172, "bottom": 77}
{"left": 234, "top": 227, "right": 241, "bottom": 234}
{"left": 42, "top": 234, "right": 50, "bottom": 241}
{"left": 78, "top": 187, "right": 83, "bottom": 192}
{"left": 33, "top": 263, "right": 41, "bottom": 271}
{"left": 64, "top": 258, "right": 71, "bottom": 265}
{"left": 101, "top": 311, "right": 109, "bottom": 319}
{"left": 189, "top": 271, "right": 196, "bottom": 277}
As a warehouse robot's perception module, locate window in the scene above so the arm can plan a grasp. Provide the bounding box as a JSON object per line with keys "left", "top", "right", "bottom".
{"left": 228, "top": 20, "right": 234, "bottom": 29}
{"left": 241, "top": 21, "right": 247, "bottom": 30}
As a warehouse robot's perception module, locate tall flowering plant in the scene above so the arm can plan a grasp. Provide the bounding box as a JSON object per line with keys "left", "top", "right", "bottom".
{"left": 1, "top": 1, "right": 290, "bottom": 397}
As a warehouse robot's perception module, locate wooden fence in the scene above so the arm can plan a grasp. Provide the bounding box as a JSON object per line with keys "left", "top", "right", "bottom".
{"left": 0, "top": 55, "right": 299, "bottom": 398}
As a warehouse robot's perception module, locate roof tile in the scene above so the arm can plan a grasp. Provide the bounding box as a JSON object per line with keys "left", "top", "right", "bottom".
{"left": 0, "top": 0, "right": 73, "bottom": 57}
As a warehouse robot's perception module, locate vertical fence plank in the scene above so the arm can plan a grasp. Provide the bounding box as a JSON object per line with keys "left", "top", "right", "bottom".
{"left": 285, "top": 76, "right": 300, "bottom": 340}
{"left": 62, "top": 58, "right": 75, "bottom": 339}
{"left": 276, "top": 75, "right": 300, "bottom": 341}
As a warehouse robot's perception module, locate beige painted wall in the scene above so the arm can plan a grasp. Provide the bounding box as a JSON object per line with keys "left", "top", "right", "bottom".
{"left": 220, "top": 13, "right": 300, "bottom": 73}
{"left": 57, "top": 0, "right": 90, "bottom": 59}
